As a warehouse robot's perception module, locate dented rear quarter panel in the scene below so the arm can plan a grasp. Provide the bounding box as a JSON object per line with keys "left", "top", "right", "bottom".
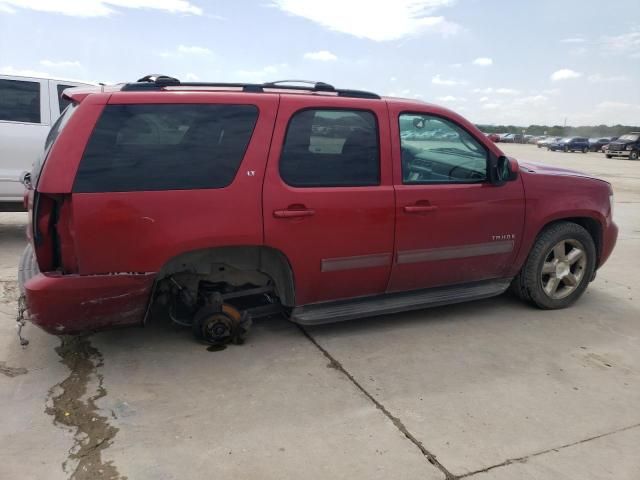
{"left": 25, "top": 271, "right": 155, "bottom": 334}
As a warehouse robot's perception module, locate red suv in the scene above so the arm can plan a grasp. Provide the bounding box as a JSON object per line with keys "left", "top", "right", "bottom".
{"left": 19, "top": 75, "right": 618, "bottom": 344}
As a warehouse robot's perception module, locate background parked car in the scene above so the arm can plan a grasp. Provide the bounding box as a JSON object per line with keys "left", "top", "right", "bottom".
{"left": 606, "top": 133, "right": 640, "bottom": 160}
{"left": 588, "top": 137, "right": 612, "bottom": 152}
{"left": 484, "top": 132, "right": 500, "bottom": 142}
{"left": 537, "top": 136, "right": 560, "bottom": 148}
{"left": 548, "top": 137, "right": 590, "bottom": 153}
{"left": 0, "top": 74, "right": 93, "bottom": 209}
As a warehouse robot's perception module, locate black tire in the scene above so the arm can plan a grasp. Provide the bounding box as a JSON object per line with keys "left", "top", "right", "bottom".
{"left": 582, "top": 147, "right": 588, "bottom": 153}
{"left": 606, "top": 154, "right": 612, "bottom": 159}
{"left": 630, "top": 151, "right": 639, "bottom": 160}
{"left": 564, "top": 146, "right": 570, "bottom": 153}
{"left": 511, "top": 222, "right": 596, "bottom": 309}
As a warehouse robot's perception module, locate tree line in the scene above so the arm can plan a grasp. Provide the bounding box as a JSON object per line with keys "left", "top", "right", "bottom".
{"left": 476, "top": 124, "right": 640, "bottom": 138}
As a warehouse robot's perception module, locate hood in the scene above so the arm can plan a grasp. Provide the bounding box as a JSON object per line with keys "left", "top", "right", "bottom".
{"left": 519, "top": 161, "right": 601, "bottom": 180}
{"left": 610, "top": 139, "right": 634, "bottom": 146}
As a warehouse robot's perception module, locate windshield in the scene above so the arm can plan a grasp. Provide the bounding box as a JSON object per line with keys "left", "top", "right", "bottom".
{"left": 32, "top": 103, "right": 77, "bottom": 187}
{"left": 618, "top": 134, "right": 639, "bottom": 141}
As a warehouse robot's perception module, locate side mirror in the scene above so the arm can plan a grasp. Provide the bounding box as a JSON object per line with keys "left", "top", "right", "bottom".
{"left": 490, "top": 156, "right": 518, "bottom": 185}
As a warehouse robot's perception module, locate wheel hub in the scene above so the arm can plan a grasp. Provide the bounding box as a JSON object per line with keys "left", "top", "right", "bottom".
{"left": 202, "top": 314, "right": 233, "bottom": 344}
{"left": 541, "top": 238, "right": 588, "bottom": 300}
{"left": 555, "top": 261, "right": 570, "bottom": 278}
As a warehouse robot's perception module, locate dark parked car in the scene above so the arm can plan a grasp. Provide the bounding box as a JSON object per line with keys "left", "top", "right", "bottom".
{"left": 606, "top": 133, "right": 640, "bottom": 160}
{"left": 548, "top": 137, "right": 590, "bottom": 153}
{"left": 588, "top": 138, "right": 612, "bottom": 152}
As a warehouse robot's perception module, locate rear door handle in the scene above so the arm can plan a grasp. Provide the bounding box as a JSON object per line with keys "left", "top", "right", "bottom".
{"left": 404, "top": 204, "right": 437, "bottom": 213}
{"left": 273, "top": 208, "right": 316, "bottom": 218}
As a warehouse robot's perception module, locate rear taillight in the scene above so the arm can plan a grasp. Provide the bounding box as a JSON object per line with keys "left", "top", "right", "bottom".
{"left": 32, "top": 192, "right": 78, "bottom": 273}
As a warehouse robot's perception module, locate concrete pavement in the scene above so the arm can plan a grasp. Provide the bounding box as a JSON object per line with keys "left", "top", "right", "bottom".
{"left": 1, "top": 144, "right": 638, "bottom": 479}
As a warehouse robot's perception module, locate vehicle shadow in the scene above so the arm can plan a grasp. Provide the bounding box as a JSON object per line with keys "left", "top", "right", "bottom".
{"left": 89, "top": 291, "right": 537, "bottom": 353}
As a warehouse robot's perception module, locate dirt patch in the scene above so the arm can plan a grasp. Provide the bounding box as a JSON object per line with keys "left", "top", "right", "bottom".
{"left": 0, "top": 280, "right": 19, "bottom": 304}
{"left": 0, "top": 361, "right": 28, "bottom": 377}
{"left": 46, "top": 336, "right": 126, "bottom": 480}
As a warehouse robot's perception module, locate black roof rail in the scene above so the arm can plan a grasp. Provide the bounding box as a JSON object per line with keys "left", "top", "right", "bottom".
{"left": 121, "top": 75, "right": 380, "bottom": 99}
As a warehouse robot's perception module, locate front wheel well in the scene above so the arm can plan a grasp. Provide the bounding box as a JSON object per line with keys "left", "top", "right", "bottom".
{"left": 538, "top": 217, "right": 602, "bottom": 266}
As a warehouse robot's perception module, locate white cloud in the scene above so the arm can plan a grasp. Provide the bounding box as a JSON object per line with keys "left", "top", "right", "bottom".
{"left": 183, "top": 72, "right": 200, "bottom": 81}
{"left": 0, "top": 65, "right": 50, "bottom": 77}
{"left": 0, "top": 3, "right": 15, "bottom": 13}
{"left": 561, "top": 37, "right": 585, "bottom": 43}
{"left": 596, "top": 101, "right": 640, "bottom": 111}
{"left": 473, "top": 87, "right": 519, "bottom": 95}
{"left": 479, "top": 96, "right": 489, "bottom": 102}
{"left": 437, "top": 95, "right": 466, "bottom": 102}
{"left": 594, "top": 101, "right": 640, "bottom": 123}
{"left": 432, "top": 74, "right": 466, "bottom": 86}
{"left": 0, "top": 0, "right": 202, "bottom": 16}
{"left": 550, "top": 69, "right": 582, "bottom": 81}
{"left": 303, "top": 50, "right": 337, "bottom": 61}
{"left": 482, "top": 103, "right": 500, "bottom": 110}
{"left": 587, "top": 73, "right": 630, "bottom": 83}
{"left": 514, "top": 95, "right": 548, "bottom": 106}
{"left": 40, "top": 59, "right": 81, "bottom": 68}
{"left": 472, "top": 57, "right": 493, "bottom": 66}
{"left": 158, "top": 44, "right": 212, "bottom": 57}
{"left": 495, "top": 88, "right": 519, "bottom": 95}
{"left": 236, "top": 63, "right": 288, "bottom": 82}
{"left": 601, "top": 30, "right": 640, "bottom": 57}
{"left": 386, "top": 89, "right": 424, "bottom": 99}
{"left": 271, "top": 0, "right": 460, "bottom": 41}
{"left": 177, "top": 45, "right": 211, "bottom": 55}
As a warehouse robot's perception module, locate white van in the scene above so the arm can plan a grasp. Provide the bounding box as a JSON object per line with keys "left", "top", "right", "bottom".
{"left": 0, "top": 74, "right": 93, "bottom": 210}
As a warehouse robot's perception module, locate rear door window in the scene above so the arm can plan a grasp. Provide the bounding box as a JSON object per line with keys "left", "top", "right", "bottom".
{"left": 0, "top": 78, "right": 41, "bottom": 123}
{"left": 279, "top": 109, "right": 380, "bottom": 187}
{"left": 73, "top": 104, "right": 258, "bottom": 192}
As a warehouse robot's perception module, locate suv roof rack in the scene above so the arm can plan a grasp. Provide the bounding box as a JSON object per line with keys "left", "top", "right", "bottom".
{"left": 121, "top": 74, "right": 381, "bottom": 99}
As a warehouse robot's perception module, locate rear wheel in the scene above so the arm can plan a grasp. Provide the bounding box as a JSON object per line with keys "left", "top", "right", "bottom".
{"left": 511, "top": 222, "right": 596, "bottom": 309}
{"left": 606, "top": 154, "right": 613, "bottom": 159}
{"left": 630, "top": 151, "right": 639, "bottom": 160}
{"left": 582, "top": 146, "right": 589, "bottom": 153}
{"left": 564, "top": 146, "right": 570, "bottom": 152}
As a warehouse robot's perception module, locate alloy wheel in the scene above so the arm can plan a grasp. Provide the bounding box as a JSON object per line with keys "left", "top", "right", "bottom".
{"left": 540, "top": 239, "right": 587, "bottom": 300}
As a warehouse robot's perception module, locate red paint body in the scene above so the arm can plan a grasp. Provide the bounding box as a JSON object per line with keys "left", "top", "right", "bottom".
{"left": 24, "top": 88, "right": 618, "bottom": 334}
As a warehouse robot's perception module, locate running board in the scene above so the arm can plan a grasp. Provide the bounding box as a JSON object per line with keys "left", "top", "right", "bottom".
{"left": 291, "top": 279, "right": 512, "bottom": 326}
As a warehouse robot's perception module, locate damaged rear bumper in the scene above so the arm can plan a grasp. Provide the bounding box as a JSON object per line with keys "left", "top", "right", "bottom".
{"left": 20, "top": 246, "right": 155, "bottom": 334}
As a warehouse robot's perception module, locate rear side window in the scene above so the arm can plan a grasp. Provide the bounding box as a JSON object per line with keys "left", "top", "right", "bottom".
{"left": 56, "top": 84, "right": 76, "bottom": 112}
{"left": 32, "top": 103, "right": 78, "bottom": 186}
{"left": 280, "top": 109, "right": 380, "bottom": 187}
{"left": 74, "top": 104, "right": 258, "bottom": 192}
{"left": 0, "top": 79, "right": 41, "bottom": 123}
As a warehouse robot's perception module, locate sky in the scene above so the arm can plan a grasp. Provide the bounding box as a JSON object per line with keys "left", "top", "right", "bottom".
{"left": 1, "top": 0, "right": 639, "bottom": 126}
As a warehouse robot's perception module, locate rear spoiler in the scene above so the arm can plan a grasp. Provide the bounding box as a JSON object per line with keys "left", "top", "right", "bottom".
{"left": 61, "top": 83, "right": 118, "bottom": 104}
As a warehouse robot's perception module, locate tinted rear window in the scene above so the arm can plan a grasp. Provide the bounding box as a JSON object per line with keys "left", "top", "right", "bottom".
{"left": 280, "top": 109, "right": 380, "bottom": 187}
{"left": 74, "top": 104, "right": 258, "bottom": 193}
{"left": 0, "top": 78, "right": 41, "bottom": 123}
